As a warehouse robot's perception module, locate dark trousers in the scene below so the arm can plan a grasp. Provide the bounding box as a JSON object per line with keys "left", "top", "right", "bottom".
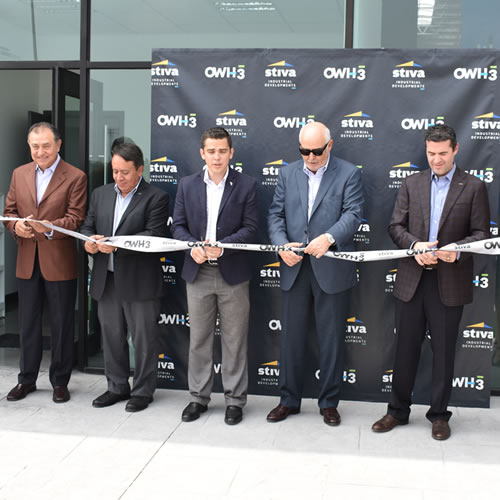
{"left": 279, "top": 255, "right": 349, "bottom": 409}
{"left": 97, "top": 272, "right": 161, "bottom": 398}
{"left": 388, "top": 270, "right": 463, "bottom": 422}
{"left": 17, "top": 253, "right": 77, "bottom": 387}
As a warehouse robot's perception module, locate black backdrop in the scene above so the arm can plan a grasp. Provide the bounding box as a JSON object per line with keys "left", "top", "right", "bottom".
{"left": 150, "top": 49, "right": 499, "bottom": 408}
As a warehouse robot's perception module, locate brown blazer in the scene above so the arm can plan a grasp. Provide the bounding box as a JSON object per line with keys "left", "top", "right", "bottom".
{"left": 3, "top": 159, "right": 87, "bottom": 281}
{"left": 388, "top": 167, "right": 490, "bottom": 307}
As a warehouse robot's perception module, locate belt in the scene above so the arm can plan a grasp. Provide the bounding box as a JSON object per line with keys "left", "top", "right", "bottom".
{"left": 204, "top": 260, "right": 219, "bottom": 266}
{"left": 423, "top": 264, "right": 437, "bottom": 271}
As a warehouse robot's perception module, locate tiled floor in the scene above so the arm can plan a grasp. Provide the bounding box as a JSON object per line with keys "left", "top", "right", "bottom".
{"left": 0, "top": 348, "right": 498, "bottom": 500}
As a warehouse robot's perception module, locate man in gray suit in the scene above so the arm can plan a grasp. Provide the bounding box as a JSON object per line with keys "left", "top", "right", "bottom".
{"left": 81, "top": 142, "right": 169, "bottom": 412}
{"left": 267, "top": 121, "right": 363, "bottom": 426}
{"left": 372, "top": 124, "right": 490, "bottom": 440}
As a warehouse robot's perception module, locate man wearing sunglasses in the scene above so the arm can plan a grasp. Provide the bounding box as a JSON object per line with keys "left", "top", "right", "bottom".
{"left": 267, "top": 121, "right": 363, "bottom": 426}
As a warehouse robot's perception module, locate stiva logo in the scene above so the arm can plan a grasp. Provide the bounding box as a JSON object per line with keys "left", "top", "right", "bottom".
{"left": 265, "top": 60, "right": 296, "bottom": 78}
{"left": 261, "top": 262, "right": 280, "bottom": 278}
{"left": 471, "top": 112, "right": 500, "bottom": 130}
{"left": 151, "top": 59, "right": 179, "bottom": 76}
{"left": 346, "top": 317, "right": 366, "bottom": 334}
{"left": 389, "top": 162, "right": 421, "bottom": 179}
{"left": 323, "top": 64, "right": 366, "bottom": 80}
{"left": 258, "top": 360, "right": 280, "bottom": 376}
{"left": 263, "top": 159, "right": 288, "bottom": 176}
{"left": 341, "top": 111, "right": 373, "bottom": 128}
{"left": 150, "top": 156, "right": 178, "bottom": 173}
{"left": 382, "top": 370, "right": 393, "bottom": 383}
{"left": 490, "top": 221, "right": 498, "bottom": 237}
{"left": 386, "top": 269, "right": 397, "bottom": 283}
{"left": 454, "top": 65, "right": 497, "bottom": 81}
{"left": 393, "top": 61, "right": 425, "bottom": 78}
{"left": 160, "top": 257, "right": 176, "bottom": 274}
{"left": 216, "top": 109, "right": 247, "bottom": 127}
{"left": 463, "top": 322, "right": 494, "bottom": 340}
{"left": 158, "top": 354, "right": 175, "bottom": 370}
{"left": 204, "top": 64, "right": 245, "bottom": 79}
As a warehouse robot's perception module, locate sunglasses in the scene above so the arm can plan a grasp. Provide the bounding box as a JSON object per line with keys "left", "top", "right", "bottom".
{"left": 299, "top": 142, "right": 329, "bottom": 157}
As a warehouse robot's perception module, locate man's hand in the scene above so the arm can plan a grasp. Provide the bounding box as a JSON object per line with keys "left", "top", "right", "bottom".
{"left": 413, "top": 240, "right": 439, "bottom": 266}
{"left": 191, "top": 246, "right": 208, "bottom": 265}
{"left": 279, "top": 242, "right": 303, "bottom": 267}
{"left": 304, "top": 234, "right": 331, "bottom": 259}
{"left": 84, "top": 235, "right": 108, "bottom": 254}
{"left": 436, "top": 243, "right": 458, "bottom": 263}
{"left": 205, "top": 241, "right": 222, "bottom": 260}
{"left": 14, "top": 218, "right": 34, "bottom": 239}
{"left": 25, "top": 216, "right": 52, "bottom": 233}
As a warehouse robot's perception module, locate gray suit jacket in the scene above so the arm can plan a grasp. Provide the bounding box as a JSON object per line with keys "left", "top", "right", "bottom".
{"left": 388, "top": 167, "right": 490, "bottom": 306}
{"left": 268, "top": 155, "right": 363, "bottom": 293}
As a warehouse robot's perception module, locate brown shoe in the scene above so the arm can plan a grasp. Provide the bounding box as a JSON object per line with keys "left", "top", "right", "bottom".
{"left": 53, "top": 386, "right": 70, "bottom": 403}
{"left": 7, "top": 383, "right": 36, "bottom": 401}
{"left": 266, "top": 404, "right": 300, "bottom": 422}
{"left": 371, "top": 414, "right": 408, "bottom": 433}
{"left": 320, "top": 407, "right": 341, "bottom": 426}
{"left": 431, "top": 420, "right": 450, "bottom": 441}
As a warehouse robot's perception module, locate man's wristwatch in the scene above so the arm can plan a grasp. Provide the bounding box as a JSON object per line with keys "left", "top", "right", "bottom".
{"left": 325, "top": 233, "right": 336, "bottom": 245}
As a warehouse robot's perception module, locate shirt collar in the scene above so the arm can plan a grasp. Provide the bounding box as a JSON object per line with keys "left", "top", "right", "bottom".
{"left": 203, "top": 165, "right": 229, "bottom": 186}
{"left": 431, "top": 163, "right": 456, "bottom": 183}
{"left": 114, "top": 176, "right": 142, "bottom": 196}
{"left": 36, "top": 154, "right": 60, "bottom": 174}
{"left": 303, "top": 153, "right": 330, "bottom": 177}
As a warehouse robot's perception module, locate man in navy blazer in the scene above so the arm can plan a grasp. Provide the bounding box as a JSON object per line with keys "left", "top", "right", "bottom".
{"left": 267, "top": 121, "right": 363, "bottom": 426}
{"left": 81, "top": 142, "right": 169, "bottom": 413}
{"left": 171, "top": 127, "right": 258, "bottom": 425}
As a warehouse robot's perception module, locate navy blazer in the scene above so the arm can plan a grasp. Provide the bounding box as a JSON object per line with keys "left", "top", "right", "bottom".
{"left": 80, "top": 179, "right": 169, "bottom": 302}
{"left": 171, "top": 168, "right": 258, "bottom": 286}
{"left": 268, "top": 156, "right": 363, "bottom": 294}
{"left": 389, "top": 167, "right": 490, "bottom": 306}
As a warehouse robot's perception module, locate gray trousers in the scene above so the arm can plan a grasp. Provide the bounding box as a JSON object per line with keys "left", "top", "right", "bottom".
{"left": 186, "top": 264, "right": 250, "bottom": 407}
{"left": 97, "top": 272, "right": 160, "bottom": 398}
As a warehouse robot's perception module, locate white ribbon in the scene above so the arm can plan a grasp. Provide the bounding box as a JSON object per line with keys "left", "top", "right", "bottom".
{"left": 2, "top": 216, "right": 498, "bottom": 261}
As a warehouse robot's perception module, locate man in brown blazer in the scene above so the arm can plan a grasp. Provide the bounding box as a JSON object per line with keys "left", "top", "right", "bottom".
{"left": 372, "top": 124, "right": 490, "bottom": 440}
{"left": 3, "top": 122, "right": 87, "bottom": 403}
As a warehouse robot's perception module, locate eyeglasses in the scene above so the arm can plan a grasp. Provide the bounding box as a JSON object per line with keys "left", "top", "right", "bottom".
{"left": 299, "top": 142, "right": 329, "bottom": 157}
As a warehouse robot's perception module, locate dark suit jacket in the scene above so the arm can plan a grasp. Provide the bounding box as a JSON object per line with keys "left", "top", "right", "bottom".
{"left": 171, "top": 168, "right": 258, "bottom": 286}
{"left": 80, "top": 179, "right": 169, "bottom": 302}
{"left": 389, "top": 167, "right": 490, "bottom": 306}
{"left": 268, "top": 156, "right": 363, "bottom": 294}
{"left": 3, "top": 159, "right": 87, "bottom": 281}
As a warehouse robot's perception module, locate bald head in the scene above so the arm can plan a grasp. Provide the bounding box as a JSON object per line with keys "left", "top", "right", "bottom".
{"left": 298, "top": 121, "right": 333, "bottom": 173}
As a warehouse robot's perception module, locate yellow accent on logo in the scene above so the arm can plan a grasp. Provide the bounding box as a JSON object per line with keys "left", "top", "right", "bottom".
{"left": 396, "top": 61, "right": 417, "bottom": 67}
{"left": 265, "top": 160, "right": 285, "bottom": 165}
{"left": 392, "top": 162, "right": 412, "bottom": 168}
{"left": 152, "top": 156, "right": 167, "bottom": 162}
{"left": 475, "top": 112, "right": 495, "bottom": 119}
{"left": 219, "top": 109, "right": 239, "bottom": 116}
{"left": 347, "top": 317, "right": 357, "bottom": 323}
{"left": 264, "top": 262, "right": 280, "bottom": 268}
{"left": 344, "top": 111, "right": 364, "bottom": 117}
{"left": 153, "top": 60, "right": 172, "bottom": 66}
{"left": 262, "top": 360, "right": 279, "bottom": 366}
{"left": 467, "top": 322, "right": 486, "bottom": 328}
{"left": 268, "top": 60, "right": 288, "bottom": 67}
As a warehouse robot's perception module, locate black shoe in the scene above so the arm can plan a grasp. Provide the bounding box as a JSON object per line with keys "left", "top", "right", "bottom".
{"left": 125, "top": 395, "right": 153, "bottom": 413}
{"left": 225, "top": 405, "right": 243, "bottom": 425}
{"left": 53, "top": 386, "right": 70, "bottom": 403}
{"left": 182, "top": 402, "right": 208, "bottom": 422}
{"left": 7, "top": 383, "right": 37, "bottom": 401}
{"left": 92, "top": 391, "right": 131, "bottom": 408}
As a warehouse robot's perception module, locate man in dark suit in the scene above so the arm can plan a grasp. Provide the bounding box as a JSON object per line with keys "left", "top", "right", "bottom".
{"left": 372, "top": 124, "right": 490, "bottom": 440}
{"left": 3, "top": 122, "right": 87, "bottom": 403}
{"left": 171, "top": 127, "right": 258, "bottom": 425}
{"left": 81, "top": 142, "right": 169, "bottom": 412}
{"left": 266, "top": 121, "right": 363, "bottom": 426}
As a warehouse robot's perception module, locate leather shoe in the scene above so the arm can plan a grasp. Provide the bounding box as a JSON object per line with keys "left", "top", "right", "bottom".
{"left": 7, "top": 383, "right": 37, "bottom": 401}
{"left": 53, "top": 386, "right": 70, "bottom": 403}
{"left": 372, "top": 414, "right": 408, "bottom": 433}
{"left": 182, "top": 402, "right": 208, "bottom": 422}
{"left": 266, "top": 404, "right": 300, "bottom": 422}
{"left": 225, "top": 405, "right": 243, "bottom": 425}
{"left": 92, "top": 391, "right": 130, "bottom": 408}
{"left": 320, "top": 407, "right": 341, "bottom": 426}
{"left": 431, "top": 420, "right": 451, "bottom": 441}
{"left": 125, "top": 395, "right": 153, "bottom": 412}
